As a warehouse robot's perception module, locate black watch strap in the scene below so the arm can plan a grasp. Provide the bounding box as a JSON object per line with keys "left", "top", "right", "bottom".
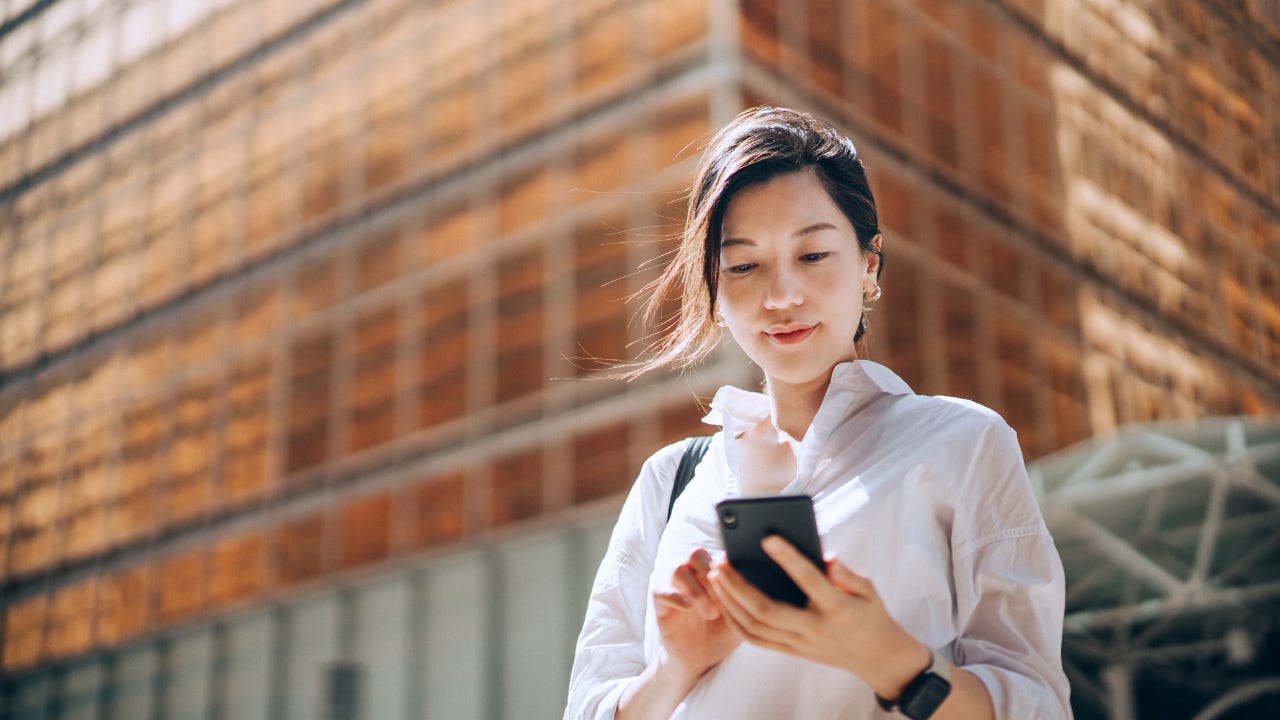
{"left": 875, "top": 649, "right": 953, "bottom": 719}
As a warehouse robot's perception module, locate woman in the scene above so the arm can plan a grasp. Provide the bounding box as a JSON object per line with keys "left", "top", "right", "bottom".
{"left": 565, "top": 107, "right": 1071, "bottom": 719}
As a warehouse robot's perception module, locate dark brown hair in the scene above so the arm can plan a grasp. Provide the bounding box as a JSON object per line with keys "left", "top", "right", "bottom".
{"left": 632, "top": 106, "right": 883, "bottom": 376}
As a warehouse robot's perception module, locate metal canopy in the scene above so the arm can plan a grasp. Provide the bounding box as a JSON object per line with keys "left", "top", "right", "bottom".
{"left": 1030, "top": 416, "right": 1280, "bottom": 720}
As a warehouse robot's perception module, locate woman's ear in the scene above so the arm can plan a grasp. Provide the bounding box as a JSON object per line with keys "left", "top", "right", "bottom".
{"left": 864, "top": 234, "right": 883, "bottom": 276}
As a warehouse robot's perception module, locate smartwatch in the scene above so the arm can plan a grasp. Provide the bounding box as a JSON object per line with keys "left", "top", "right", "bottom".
{"left": 875, "top": 648, "right": 953, "bottom": 719}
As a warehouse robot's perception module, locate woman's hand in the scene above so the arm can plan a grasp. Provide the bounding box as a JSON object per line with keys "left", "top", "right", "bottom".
{"left": 617, "top": 549, "right": 744, "bottom": 719}
{"left": 707, "top": 535, "right": 929, "bottom": 699}
{"left": 652, "top": 548, "right": 744, "bottom": 682}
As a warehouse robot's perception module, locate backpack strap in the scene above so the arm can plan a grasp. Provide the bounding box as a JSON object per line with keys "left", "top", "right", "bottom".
{"left": 667, "top": 435, "right": 713, "bottom": 521}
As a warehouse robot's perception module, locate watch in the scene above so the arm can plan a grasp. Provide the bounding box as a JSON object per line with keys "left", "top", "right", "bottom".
{"left": 875, "top": 648, "right": 953, "bottom": 719}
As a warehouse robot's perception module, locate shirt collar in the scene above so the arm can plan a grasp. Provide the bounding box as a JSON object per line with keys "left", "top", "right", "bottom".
{"left": 701, "top": 360, "right": 914, "bottom": 492}
{"left": 701, "top": 360, "right": 912, "bottom": 430}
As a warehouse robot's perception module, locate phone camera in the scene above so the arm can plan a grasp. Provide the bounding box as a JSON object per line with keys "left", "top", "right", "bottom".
{"left": 721, "top": 511, "right": 738, "bottom": 529}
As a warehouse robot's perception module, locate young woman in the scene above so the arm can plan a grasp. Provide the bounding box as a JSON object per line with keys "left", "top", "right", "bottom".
{"left": 564, "top": 107, "right": 1071, "bottom": 719}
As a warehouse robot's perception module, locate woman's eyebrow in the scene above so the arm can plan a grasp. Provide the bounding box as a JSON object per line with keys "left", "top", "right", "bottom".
{"left": 795, "top": 221, "right": 838, "bottom": 237}
{"left": 722, "top": 222, "right": 838, "bottom": 248}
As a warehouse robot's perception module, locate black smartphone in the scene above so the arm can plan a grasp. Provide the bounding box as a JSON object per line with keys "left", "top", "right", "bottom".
{"left": 715, "top": 495, "right": 824, "bottom": 607}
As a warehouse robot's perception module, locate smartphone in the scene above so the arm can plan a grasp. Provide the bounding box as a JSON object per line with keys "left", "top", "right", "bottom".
{"left": 716, "top": 495, "right": 824, "bottom": 607}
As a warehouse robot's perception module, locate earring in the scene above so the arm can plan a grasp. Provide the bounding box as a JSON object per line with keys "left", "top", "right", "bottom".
{"left": 714, "top": 312, "right": 728, "bottom": 328}
{"left": 864, "top": 284, "right": 882, "bottom": 304}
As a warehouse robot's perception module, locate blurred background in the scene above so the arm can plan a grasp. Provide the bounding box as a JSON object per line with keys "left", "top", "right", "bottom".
{"left": 0, "top": 0, "right": 1278, "bottom": 718}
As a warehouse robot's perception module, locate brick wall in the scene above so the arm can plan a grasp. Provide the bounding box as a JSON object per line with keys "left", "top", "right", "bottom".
{"left": 1, "top": 0, "right": 1277, "bottom": 676}
{"left": 0, "top": 0, "right": 721, "bottom": 672}
{"left": 737, "top": 0, "right": 1280, "bottom": 455}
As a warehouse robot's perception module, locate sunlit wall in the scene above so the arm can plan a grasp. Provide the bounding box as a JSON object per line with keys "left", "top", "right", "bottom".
{"left": 1, "top": 0, "right": 1277, "bottom": 717}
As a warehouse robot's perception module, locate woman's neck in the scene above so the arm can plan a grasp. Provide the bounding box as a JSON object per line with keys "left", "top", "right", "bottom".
{"left": 765, "top": 371, "right": 833, "bottom": 442}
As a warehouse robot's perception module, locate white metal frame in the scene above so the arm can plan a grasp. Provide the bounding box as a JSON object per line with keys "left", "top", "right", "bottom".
{"left": 1032, "top": 417, "right": 1280, "bottom": 719}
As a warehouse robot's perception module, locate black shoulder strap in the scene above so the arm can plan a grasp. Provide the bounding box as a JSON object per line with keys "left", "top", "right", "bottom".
{"left": 667, "top": 435, "right": 713, "bottom": 521}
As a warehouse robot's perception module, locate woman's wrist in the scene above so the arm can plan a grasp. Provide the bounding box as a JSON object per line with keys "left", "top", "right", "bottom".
{"left": 862, "top": 634, "right": 933, "bottom": 701}
{"left": 617, "top": 651, "right": 705, "bottom": 720}
{"left": 655, "top": 647, "right": 710, "bottom": 687}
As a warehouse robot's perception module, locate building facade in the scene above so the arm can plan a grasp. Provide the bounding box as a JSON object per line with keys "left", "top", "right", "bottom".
{"left": 1, "top": 0, "right": 1277, "bottom": 717}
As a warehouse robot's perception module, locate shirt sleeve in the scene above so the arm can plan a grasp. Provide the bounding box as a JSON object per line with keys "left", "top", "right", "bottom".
{"left": 950, "top": 423, "right": 1073, "bottom": 720}
{"left": 563, "top": 441, "right": 684, "bottom": 720}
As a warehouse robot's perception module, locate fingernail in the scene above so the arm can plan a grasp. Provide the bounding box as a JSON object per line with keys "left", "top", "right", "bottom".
{"left": 762, "top": 536, "right": 783, "bottom": 551}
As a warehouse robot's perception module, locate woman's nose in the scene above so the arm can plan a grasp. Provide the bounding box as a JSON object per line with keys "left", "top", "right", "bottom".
{"left": 763, "top": 267, "right": 804, "bottom": 309}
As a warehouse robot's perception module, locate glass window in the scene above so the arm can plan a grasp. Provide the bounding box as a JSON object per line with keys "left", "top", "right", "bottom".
{"left": 1, "top": 20, "right": 37, "bottom": 67}
{"left": 60, "top": 659, "right": 104, "bottom": 720}
{"left": 164, "top": 0, "right": 212, "bottom": 41}
{"left": 118, "top": 0, "right": 159, "bottom": 65}
{"left": 83, "top": 0, "right": 115, "bottom": 18}
{"left": 497, "top": 532, "right": 574, "bottom": 720}
{"left": 574, "top": 516, "right": 615, "bottom": 618}
{"left": 166, "top": 627, "right": 214, "bottom": 720}
{"left": 420, "top": 554, "right": 489, "bottom": 719}
{"left": 354, "top": 575, "right": 411, "bottom": 720}
{"left": 6, "top": 671, "right": 51, "bottom": 719}
{"left": 38, "top": 0, "right": 77, "bottom": 44}
{"left": 223, "top": 609, "right": 274, "bottom": 720}
{"left": 282, "top": 593, "right": 339, "bottom": 720}
{"left": 107, "top": 642, "right": 158, "bottom": 720}
{"left": 0, "top": 65, "right": 33, "bottom": 139}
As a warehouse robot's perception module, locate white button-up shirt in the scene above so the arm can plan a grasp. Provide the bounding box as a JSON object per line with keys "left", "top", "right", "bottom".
{"left": 565, "top": 361, "right": 1072, "bottom": 719}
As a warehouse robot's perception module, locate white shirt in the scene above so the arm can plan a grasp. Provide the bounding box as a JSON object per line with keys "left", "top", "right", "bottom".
{"left": 565, "top": 361, "right": 1072, "bottom": 719}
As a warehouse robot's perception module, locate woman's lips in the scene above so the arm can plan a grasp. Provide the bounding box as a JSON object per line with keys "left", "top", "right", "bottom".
{"left": 765, "top": 325, "right": 815, "bottom": 344}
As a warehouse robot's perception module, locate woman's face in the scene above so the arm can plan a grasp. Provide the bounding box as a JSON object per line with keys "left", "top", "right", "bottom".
{"left": 717, "top": 169, "right": 879, "bottom": 389}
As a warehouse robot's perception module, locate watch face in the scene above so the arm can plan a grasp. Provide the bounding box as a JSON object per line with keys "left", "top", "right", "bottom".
{"left": 900, "top": 673, "right": 952, "bottom": 720}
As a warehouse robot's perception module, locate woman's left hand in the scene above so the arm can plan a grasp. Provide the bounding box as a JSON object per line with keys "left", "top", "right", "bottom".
{"left": 708, "top": 535, "right": 930, "bottom": 699}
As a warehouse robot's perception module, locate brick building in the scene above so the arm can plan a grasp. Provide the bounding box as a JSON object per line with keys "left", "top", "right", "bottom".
{"left": 0, "top": 0, "right": 1277, "bottom": 717}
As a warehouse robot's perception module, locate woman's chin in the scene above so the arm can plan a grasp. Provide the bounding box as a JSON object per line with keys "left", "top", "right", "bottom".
{"left": 757, "top": 360, "right": 841, "bottom": 389}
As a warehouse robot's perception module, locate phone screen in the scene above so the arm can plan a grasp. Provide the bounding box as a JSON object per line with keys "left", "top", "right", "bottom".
{"left": 716, "top": 495, "right": 824, "bottom": 607}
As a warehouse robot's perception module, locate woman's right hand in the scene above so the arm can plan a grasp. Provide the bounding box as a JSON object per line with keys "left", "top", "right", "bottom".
{"left": 652, "top": 548, "right": 743, "bottom": 681}
{"left": 617, "top": 549, "right": 742, "bottom": 719}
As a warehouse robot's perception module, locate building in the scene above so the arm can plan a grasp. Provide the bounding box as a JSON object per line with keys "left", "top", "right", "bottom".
{"left": 1, "top": 0, "right": 1277, "bottom": 717}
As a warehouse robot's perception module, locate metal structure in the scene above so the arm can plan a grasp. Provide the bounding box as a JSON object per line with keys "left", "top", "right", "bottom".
{"left": 1033, "top": 417, "right": 1280, "bottom": 719}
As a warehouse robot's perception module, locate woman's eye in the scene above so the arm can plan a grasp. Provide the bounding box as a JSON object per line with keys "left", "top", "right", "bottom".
{"left": 800, "top": 252, "right": 831, "bottom": 263}
{"left": 725, "top": 263, "right": 754, "bottom": 274}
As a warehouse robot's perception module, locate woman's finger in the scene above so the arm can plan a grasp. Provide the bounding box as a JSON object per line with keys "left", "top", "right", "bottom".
{"left": 672, "top": 564, "right": 700, "bottom": 596}
{"left": 688, "top": 550, "right": 719, "bottom": 599}
{"left": 825, "top": 557, "right": 876, "bottom": 598}
{"left": 761, "top": 536, "right": 841, "bottom": 608}
{"left": 690, "top": 548, "right": 713, "bottom": 574}
{"left": 672, "top": 564, "right": 721, "bottom": 620}
{"left": 710, "top": 562, "right": 811, "bottom": 641}
{"left": 712, "top": 576, "right": 806, "bottom": 651}
{"left": 653, "top": 590, "right": 692, "bottom": 612}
